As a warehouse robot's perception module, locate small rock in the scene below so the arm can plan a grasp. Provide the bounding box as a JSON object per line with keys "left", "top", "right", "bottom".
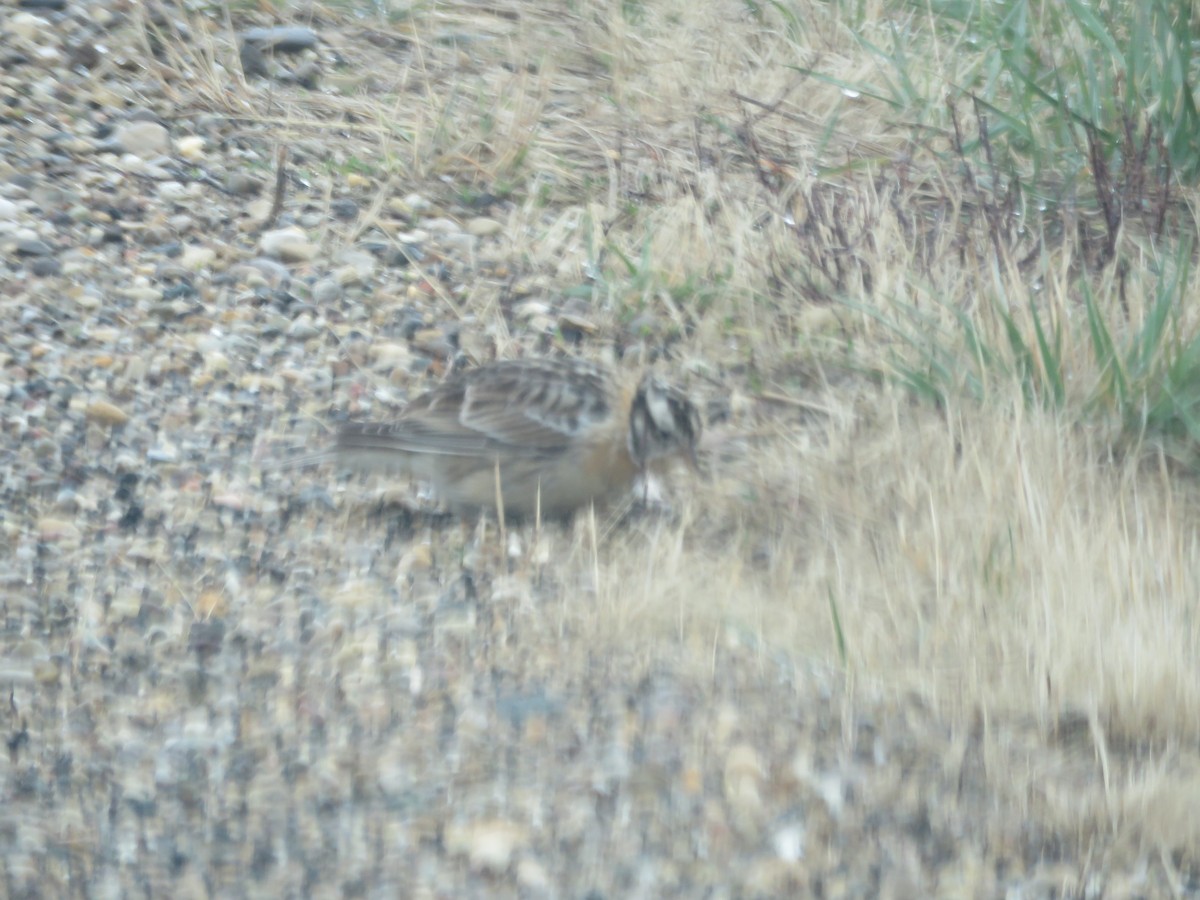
{"left": 330, "top": 266, "right": 361, "bottom": 290}
{"left": 387, "top": 197, "right": 413, "bottom": 218}
{"left": 188, "top": 619, "right": 226, "bottom": 655}
{"left": 368, "top": 342, "right": 412, "bottom": 370}
{"left": 515, "top": 857, "right": 551, "bottom": 893}
{"left": 241, "top": 257, "right": 290, "bottom": 286}
{"left": 440, "top": 231, "right": 476, "bottom": 253}
{"left": 88, "top": 4, "right": 115, "bottom": 25}
{"left": 211, "top": 492, "right": 252, "bottom": 512}
{"left": 176, "top": 135, "right": 205, "bottom": 161}
{"left": 239, "top": 41, "right": 270, "bottom": 78}
{"left": 0, "top": 660, "right": 34, "bottom": 685}
{"left": 111, "top": 120, "right": 170, "bottom": 157}
{"left": 204, "top": 352, "right": 230, "bottom": 376}
{"left": 423, "top": 217, "right": 461, "bottom": 234}
{"left": 410, "top": 327, "right": 455, "bottom": 360}
{"left": 32, "top": 44, "right": 61, "bottom": 63}
{"left": 334, "top": 248, "right": 377, "bottom": 281}
{"left": 259, "top": 226, "right": 318, "bottom": 262}
{"left": 724, "top": 743, "right": 765, "bottom": 809}
{"left": 157, "top": 181, "right": 191, "bottom": 203}
{"left": 330, "top": 198, "right": 358, "bottom": 220}
{"left": 445, "top": 820, "right": 529, "bottom": 874}
{"left": 402, "top": 192, "right": 431, "bottom": 212}
{"left": 85, "top": 399, "right": 129, "bottom": 426}
{"left": 515, "top": 300, "right": 551, "bottom": 320}
{"left": 180, "top": 245, "right": 216, "bottom": 271}
{"left": 559, "top": 311, "right": 598, "bottom": 335}
{"left": 67, "top": 39, "right": 101, "bottom": 69}
{"left": 15, "top": 238, "right": 53, "bottom": 256}
{"left": 30, "top": 257, "right": 61, "bottom": 277}
{"left": 147, "top": 443, "right": 178, "bottom": 463}
{"left": 772, "top": 821, "right": 807, "bottom": 862}
{"left": 287, "top": 313, "right": 321, "bottom": 340}
{"left": 75, "top": 291, "right": 104, "bottom": 312}
{"left": 226, "top": 172, "right": 263, "bottom": 197}
{"left": 466, "top": 216, "right": 503, "bottom": 237}
{"left": 7, "top": 12, "right": 51, "bottom": 44}
{"left": 37, "top": 518, "right": 81, "bottom": 543}
{"left": 311, "top": 277, "right": 341, "bottom": 305}
{"left": 110, "top": 589, "right": 141, "bottom": 620}
{"left": 240, "top": 26, "right": 320, "bottom": 54}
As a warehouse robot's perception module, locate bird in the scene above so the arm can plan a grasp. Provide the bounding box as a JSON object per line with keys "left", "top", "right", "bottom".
{"left": 331, "top": 356, "right": 702, "bottom": 517}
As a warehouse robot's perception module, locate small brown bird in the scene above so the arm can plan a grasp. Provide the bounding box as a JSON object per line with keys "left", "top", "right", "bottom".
{"left": 333, "top": 357, "right": 701, "bottom": 517}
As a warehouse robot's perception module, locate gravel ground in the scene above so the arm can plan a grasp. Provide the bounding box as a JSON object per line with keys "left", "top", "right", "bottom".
{"left": 1, "top": 1, "right": 1198, "bottom": 897}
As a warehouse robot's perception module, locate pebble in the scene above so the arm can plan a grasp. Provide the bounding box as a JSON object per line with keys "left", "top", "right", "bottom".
{"left": 516, "top": 858, "right": 552, "bottom": 893}
{"left": 333, "top": 248, "right": 376, "bottom": 281}
{"left": 287, "top": 314, "right": 322, "bottom": 340}
{"left": 311, "top": 277, "right": 341, "bottom": 305}
{"left": 176, "top": 135, "right": 205, "bottom": 161}
{"left": 240, "top": 26, "right": 320, "bottom": 54}
{"left": 242, "top": 257, "right": 291, "bottom": 286}
{"left": 239, "top": 40, "right": 270, "bottom": 79}
{"left": 180, "top": 245, "right": 216, "bottom": 270}
{"left": 7, "top": 12, "right": 52, "bottom": 44}
{"left": 37, "top": 517, "right": 81, "bottom": 543}
{"left": 559, "top": 310, "right": 598, "bottom": 335}
{"left": 329, "top": 198, "right": 358, "bottom": 220}
{"left": 259, "top": 226, "right": 319, "bottom": 262}
{"left": 30, "top": 256, "right": 62, "bottom": 276}
{"left": 724, "top": 743, "right": 765, "bottom": 812}
{"left": 110, "top": 120, "right": 170, "bottom": 157}
{"left": 226, "top": 172, "right": 263, "bottom": 197}
{"left": 466, "top": 216, "right": 503, "bottom": 237}
{"left": 445, "top": 820, "right": 529, "bottom": 874}
{"left": 85, "top": 399, "right": 129, "bottom": 426}
{"left": 147, "top": 444, "right": 178, "bottom": 463}
{"left": 439, "top": 232, "right": 476, "bottom": 253}
{"left": 772, "top": 821, "right": 807, "bottom": 862}
{"left": 423, "top": 217, "right": 462, "bottom": 234}
{"left": 368, "top": 341, "right": 413, "bottom": 370}
{"left": 15, "top": 238, "right": 53, "bottom": 256}
{"left": 158, "top": 182, "right": 196, "bottom": 204}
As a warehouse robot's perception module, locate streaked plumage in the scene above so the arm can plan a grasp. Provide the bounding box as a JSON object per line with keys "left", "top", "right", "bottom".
{"left": 334, "top": 357, "right": 701, "bottom": 516}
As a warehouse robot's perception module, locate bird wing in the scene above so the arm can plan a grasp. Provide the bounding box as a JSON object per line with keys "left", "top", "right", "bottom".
{"left": 341, "top": 359, "right": 617, "bottom": 459}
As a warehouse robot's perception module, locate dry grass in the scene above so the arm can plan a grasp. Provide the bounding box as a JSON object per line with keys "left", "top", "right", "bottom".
{"left": 576, "top": 382, "right": 1200, "bottom": 861}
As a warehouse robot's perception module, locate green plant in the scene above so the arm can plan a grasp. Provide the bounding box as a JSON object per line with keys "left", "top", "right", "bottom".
{"left": 877, "top": 287, "right": 1065, "bottom": 410}
{"left": 817, "top": 0, "right": 1196, "bottom": 267}
{"left": 881, "top": 237, "right": 1200, "bottom": 464}
{"left": 1086, "top": 237, "right": 1200, "bottom": 456}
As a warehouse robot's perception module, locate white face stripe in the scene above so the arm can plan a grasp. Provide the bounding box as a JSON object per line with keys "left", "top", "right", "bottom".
{"left": 644, "top": 381, "right": 676, "bottom": 430}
